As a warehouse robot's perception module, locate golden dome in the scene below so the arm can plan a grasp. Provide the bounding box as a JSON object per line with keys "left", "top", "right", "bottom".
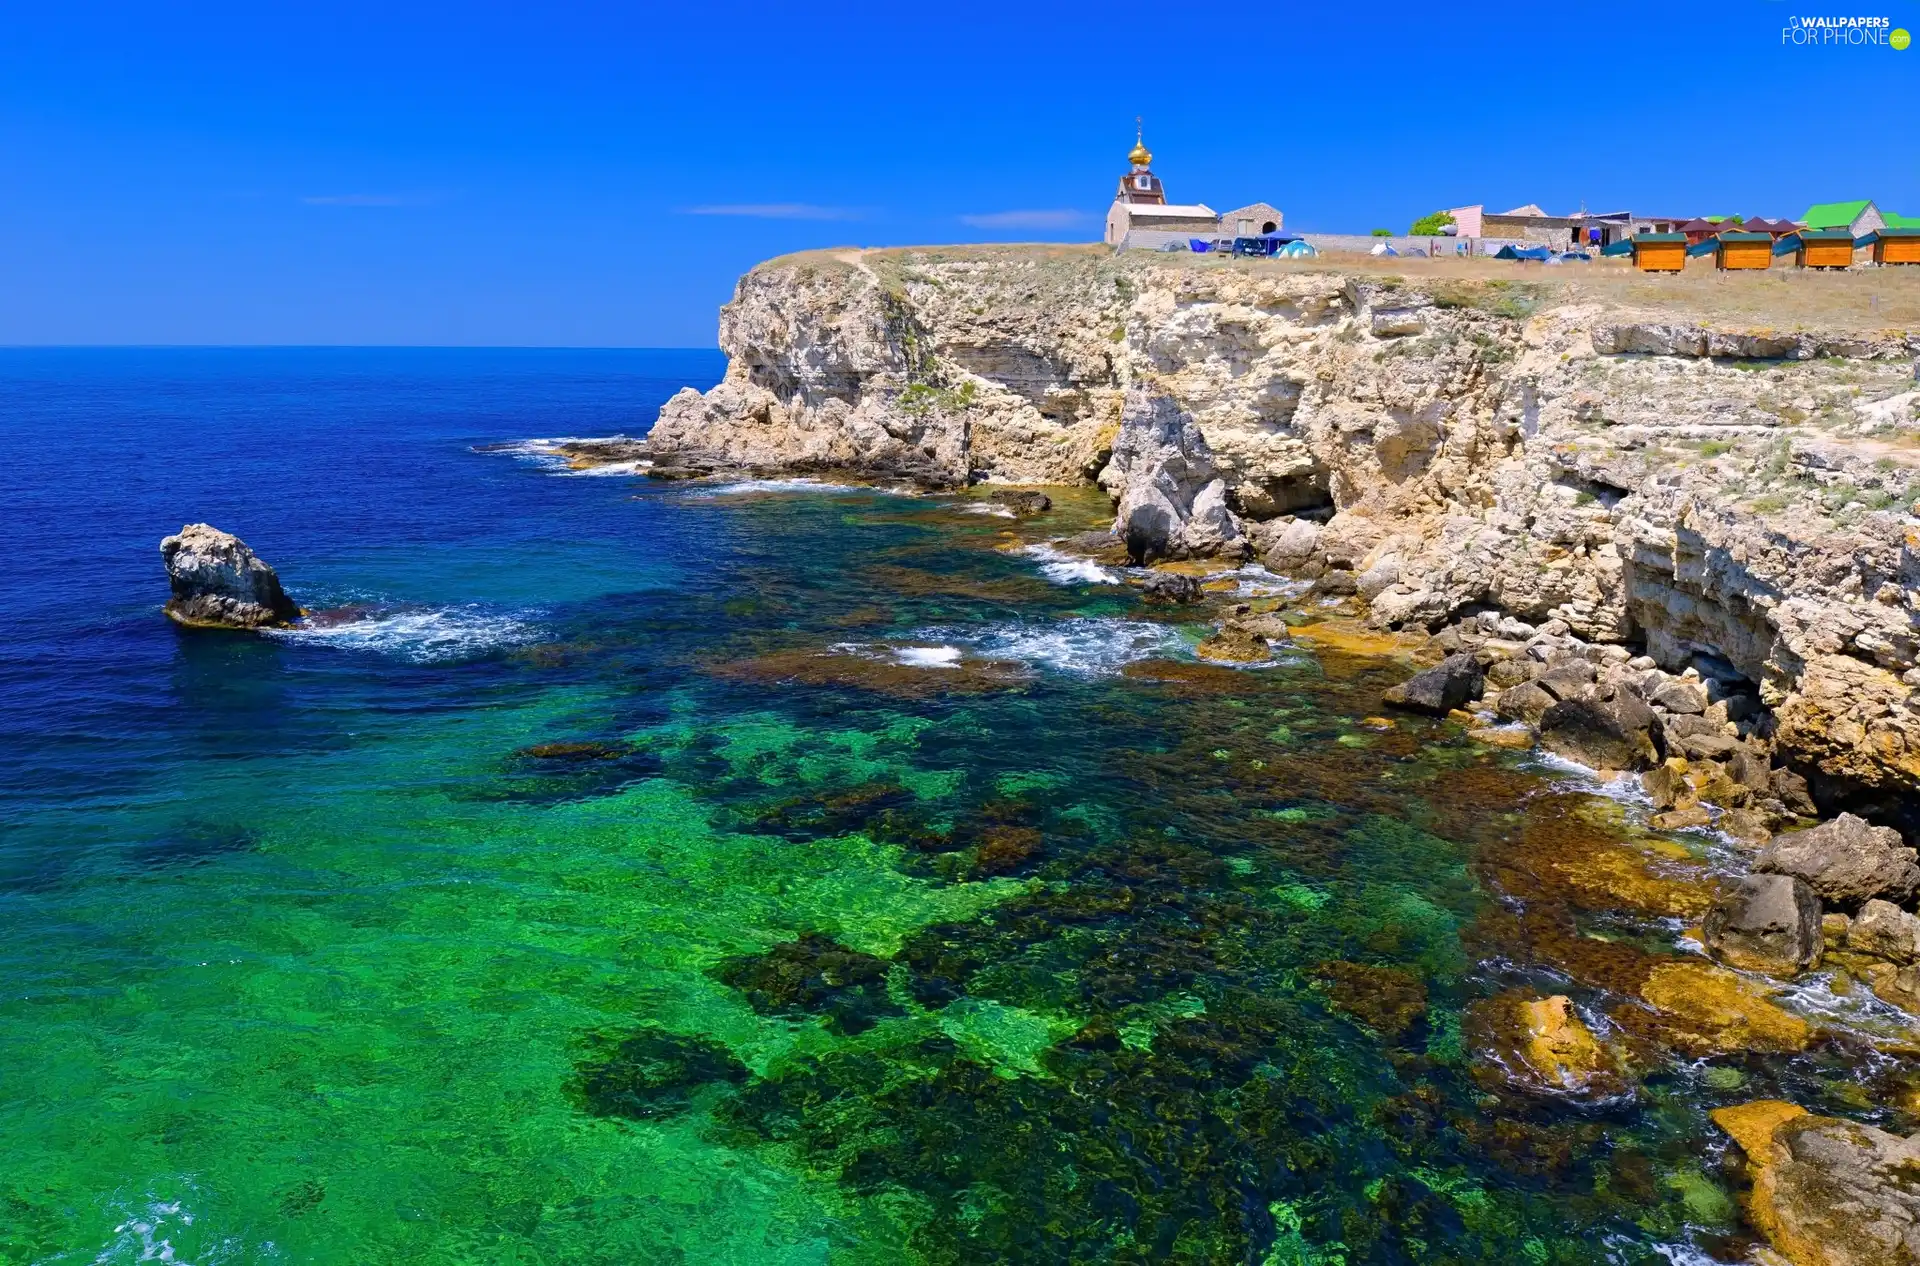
{"left": 1128, "top": 118, "right": 1151, "bottom": 167}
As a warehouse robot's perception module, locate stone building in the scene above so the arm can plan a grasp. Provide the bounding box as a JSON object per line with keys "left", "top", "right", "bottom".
{"left": 1105, "top": 126, "right": 1219, "bottom": 249}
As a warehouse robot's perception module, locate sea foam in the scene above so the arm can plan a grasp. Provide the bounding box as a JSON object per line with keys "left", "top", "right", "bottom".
{"left": 1018, "top": 544, "right": 1122, "bottom": 586}
{"left": 268, "top": 605, "right": 543, "bottom": 663}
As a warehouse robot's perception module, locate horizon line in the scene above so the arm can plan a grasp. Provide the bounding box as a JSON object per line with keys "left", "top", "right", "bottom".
{"left": 0, "top": 343, "right": 726, "bottom": 352}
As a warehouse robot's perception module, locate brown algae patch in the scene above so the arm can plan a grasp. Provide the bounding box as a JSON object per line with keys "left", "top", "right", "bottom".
{"left": 707, "top": 647, "right": 1030, "bottom": 698}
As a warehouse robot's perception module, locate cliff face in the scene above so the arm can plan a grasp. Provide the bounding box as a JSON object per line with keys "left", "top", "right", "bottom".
{"left": 649, "top": 246, "right": 1920, "bottom": 807}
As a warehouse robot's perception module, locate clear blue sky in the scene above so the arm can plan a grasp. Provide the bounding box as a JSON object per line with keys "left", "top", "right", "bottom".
{"left": 2, "top": 1, "right": 1913, "bottom": 346}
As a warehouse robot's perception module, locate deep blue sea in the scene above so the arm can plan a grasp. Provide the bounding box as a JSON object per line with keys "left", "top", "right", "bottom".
{"left": 0, "top": 348, "right": 1831, "bottom": 1265}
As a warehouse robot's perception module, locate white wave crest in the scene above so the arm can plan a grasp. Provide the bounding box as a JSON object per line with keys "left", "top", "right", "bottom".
{"left": 922, "top": 618, "right": 1187, "bottom": 677}
{"left": 893, "top": 645, "right": 963, "bottom": 668}
{"left": 1220, "top": 563, "right": 1311, "bottom": 599}
{"left": 480, "top": 435, "right": 645, "bottom": 475}
{"left": 268, "top": 605, "right": 543, "bottom": 663}
{"left": 692, "top": 477, "right": 870, "bottom": 497}
{"left": 1019, "top": 544, "right": 1121, "bottom": 586}
{"left": 558, "top": 459, "right": 649, "bottom": 477}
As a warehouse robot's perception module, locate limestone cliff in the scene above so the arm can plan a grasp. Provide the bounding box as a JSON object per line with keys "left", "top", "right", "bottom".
{"left": 647, "top": 245, "right": 1920, "bottom": 807}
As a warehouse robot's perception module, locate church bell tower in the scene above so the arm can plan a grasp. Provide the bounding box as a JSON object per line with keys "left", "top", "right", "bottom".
{"left": 1115, "top": 118, "right": 1165, "bottom": 205}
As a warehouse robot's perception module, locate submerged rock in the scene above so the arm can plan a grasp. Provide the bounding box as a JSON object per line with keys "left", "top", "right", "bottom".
{"left": 159, "top": 523, "right": 299, "bottom": 629}
{"left": 1632, "top": 961, "right": 1811, "bottom": 1056}
{"left": 1471, "top": 993, "right": 1628, "bottom": 1098}
{"left": 1381, "top": 653, "right": 1484, "bottom": 715}
{"left": 1703, "top": 874, "right": 1823, "bottom": 977}
{"left": 1714, "top": 1100, "right": 1920, "bottom": 1266}
{"left": 1755, "top": 813, "right": 1920, "bottom": 909}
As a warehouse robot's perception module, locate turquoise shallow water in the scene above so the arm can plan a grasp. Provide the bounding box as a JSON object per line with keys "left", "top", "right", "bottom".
{"left": 0, "top": 348, "right": 1870, "bottom": 1264}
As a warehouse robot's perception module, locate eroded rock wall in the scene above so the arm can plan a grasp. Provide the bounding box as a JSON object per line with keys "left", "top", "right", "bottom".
{"left": 648, "top": 247, "right": 1920, "bottom": 801}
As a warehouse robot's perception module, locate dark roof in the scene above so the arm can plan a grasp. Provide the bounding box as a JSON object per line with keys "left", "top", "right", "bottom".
{"left": 1740, "top": 217, "right": 1776, "bottom": 233}
{"left": 1796, "top": 228, "right": 1855, "bottom": 240}
{"left": 1716, "top": 232, "right": 1773, "bottom": 243}
{"left": 1632, "top": 233, "right": 1687, "bottom": 243}
{"left": 1674, "top": 218, "right": 1720, "bottom": 233}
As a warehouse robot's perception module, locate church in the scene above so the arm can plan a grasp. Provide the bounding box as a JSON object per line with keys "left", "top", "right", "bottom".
{"left": 1103, "top": 124, "right": 1284, "bottom": 251}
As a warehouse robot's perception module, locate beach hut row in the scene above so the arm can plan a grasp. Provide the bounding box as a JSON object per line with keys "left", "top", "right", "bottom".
{"left": 1601, "top": 227, "right": 1920, "bottom": 272}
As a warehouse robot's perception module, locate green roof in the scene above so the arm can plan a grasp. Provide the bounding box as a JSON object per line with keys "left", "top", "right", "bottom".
{"left": 1802, "top": 199, "right": 1873, "bottom": 228}
{"left": 1796, "top": 228, "right": 1856, "bottom": 240}
{"left": 1632, "top": 233, "right": 1686, "bottom": 243}
{"left": 1716, "top": 232, "right": 1772, "bottom": 242}
{"left": 1884, "top": 212, "right": 1920, "bottom": 229}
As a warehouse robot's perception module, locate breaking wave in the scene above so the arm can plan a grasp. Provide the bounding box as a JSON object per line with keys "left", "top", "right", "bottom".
{"left": 268, "top": 604, "right": 544, "bottom": 663}
{"left": 922, "top": 618, "right": 1188, "bottom": 677}
{"left": 1018, "top": 544, "right": 1122, "bottom": 586}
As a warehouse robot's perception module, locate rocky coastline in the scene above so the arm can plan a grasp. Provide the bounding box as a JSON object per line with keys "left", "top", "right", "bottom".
{"left": 609, "top": 245, "right": 1919, "bottom": 1264}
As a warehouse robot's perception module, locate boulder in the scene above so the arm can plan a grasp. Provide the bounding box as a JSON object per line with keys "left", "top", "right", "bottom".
{"left": 159, "top": 524, "right": 299, "bottom": 629}
{"left": 1633, "top": 962, "right": 1811, "bottom": 1056}
{"left": 1382, "top": 653, "right": 1484, "bottom": 715}
{"left": 1538, "top": 693, "right": 1663, "bottom": 771}
{"left": 1467, "top": 992, "right": 1627, "bottom": 1098}
{"left": 1642, "top": 759, "right": 1697, "bottom": 812}
{"left": 1714, "top": 1102, "right": 1920, "bottom": 1266}
{"left": 1259, "top": 518, "right": 1323, "bottom": 574}
{"left": 1771, "top": 767, "right": 1818, "bottom": 818}
{"left": 1703, "top": 874, "right": 1823, "bottom": 977}
{"left": 1137, "top": 571, "right": 1203, "bottom": 604}
{"left": 1649, "top": 679, "right": 1707, "bottom": 715}
{"left": 1485, "top": 657, "right": 1541, "bottom": 690}
{"left": 988, "top": 489, "right": 1051, "bottom": 517}
{"left": 1847, "top": 899, "right": 1920, "bottom": 964}
{"left": 1755, "top": 813, "right": 1920, "bottom": 909}
{"left": 1099, "top": 388, "right": 1247, "bottom": 563}
{"left": 1493, "top": 680, "right": 1556, "bottom": 725}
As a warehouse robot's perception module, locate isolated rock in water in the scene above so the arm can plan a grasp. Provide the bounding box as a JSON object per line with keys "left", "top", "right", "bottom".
{"left": 1382, "top": 654, "right": 1484, "bottom": 715}
{"left": 1848, "top": 899, "right": 1920, "bottom": 964}
{"left": 1099, "top": 388, "right": 1246, "bottom": 564}
{"left": 1538, "top": 694, "right": 1663, "bottom": 771}
{"left": 160, "top": 524, "right": 299, "bottom": 629}
{"left": 1703, "top": 874, "right": 1823, "bottom": 977}
{"left": 1755, "top": 813, "right": 1920, "bottom": 909}
{"left": 1714, "top": 1101, "right": 1920, "bottom": 1266}
{"left": 1137, "top": 571, "right": 1203, "bottom": 604}
{"left": 987, "top": 489, "right": 1051, "bottom": 517}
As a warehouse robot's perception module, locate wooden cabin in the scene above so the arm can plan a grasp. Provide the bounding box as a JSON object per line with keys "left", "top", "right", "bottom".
{"left": 1871, "top": 228, "right": 1920, "bottom": 265}
{"left": 1629, "top": 232, "right": 1687, "bottom": 272}
{"left": 1792, "top": 229, "right": 1856, "bottom": 269}
{"left": 1713, "top": 232, "right": 1773, "bottom": 271}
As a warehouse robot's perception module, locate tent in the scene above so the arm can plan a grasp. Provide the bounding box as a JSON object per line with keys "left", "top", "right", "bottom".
{"left": 1188, "top": 239, "right": 1214, "bottom": 253}
{"left": 1369, "top": 242, "right": 1398, "bottom": 256}
{"left": 1279, "top": 240, "right": 1317, "bottom": 258}
{"left": 1493, "top": 244, "right": 1552, "bottom": 261}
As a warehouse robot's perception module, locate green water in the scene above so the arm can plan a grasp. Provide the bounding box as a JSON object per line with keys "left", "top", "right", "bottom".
{"left": 2, "top": 454, "right": 1846, "bottom": 1265}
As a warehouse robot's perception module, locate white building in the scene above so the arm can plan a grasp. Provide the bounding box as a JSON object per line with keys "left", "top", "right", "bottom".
{"left": 1103, "top": 126, "right": 1282, "bottom": 251}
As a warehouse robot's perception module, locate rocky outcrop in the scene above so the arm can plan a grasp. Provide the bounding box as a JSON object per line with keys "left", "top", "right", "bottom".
{"left": 1755, "top": 813, "right": 1920, "bottom": 909}
{"left": 159, "top": 524, "right": 299, "bottom": 629}
{"left": 646, "top": 246, "right": 1920, "bottom": 807}
{"left": 1715, "top": 1100, "right": 1920, "bottom": 1266}
{"left": 1099, "top": 388, "right": 1246, "bottom": 562}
